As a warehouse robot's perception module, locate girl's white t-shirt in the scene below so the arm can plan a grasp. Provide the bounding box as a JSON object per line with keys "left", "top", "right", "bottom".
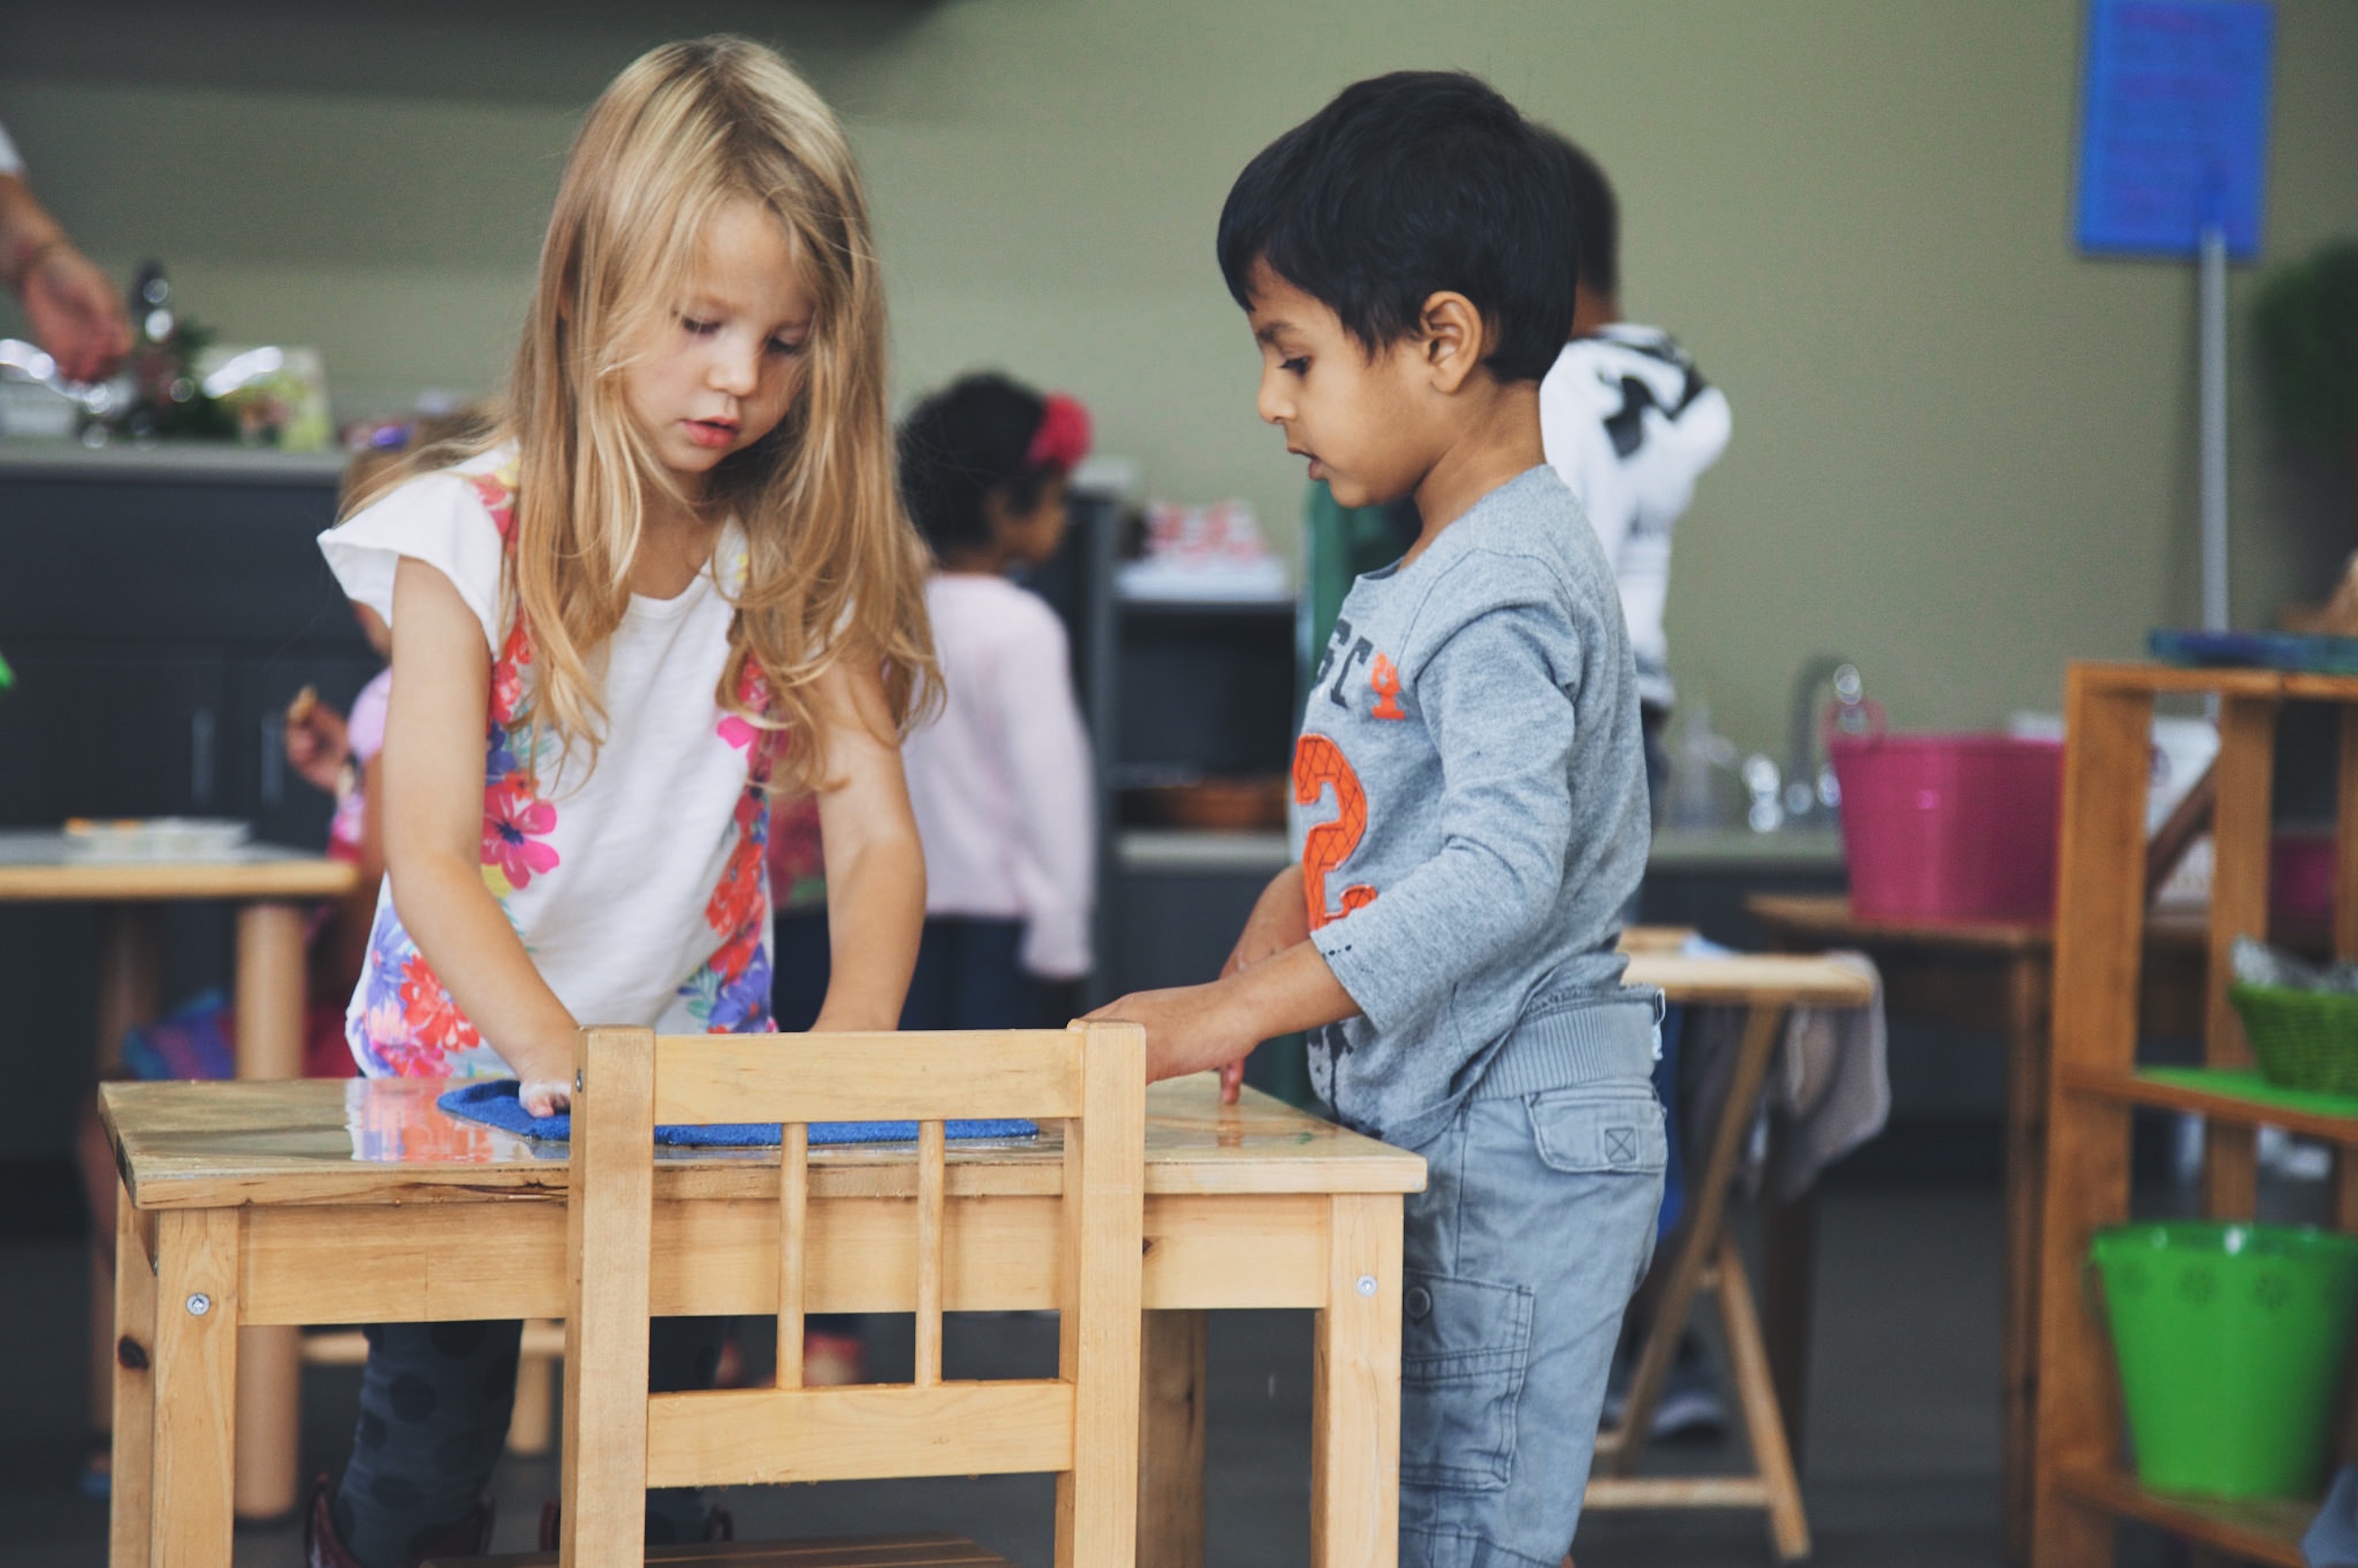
{"left": 319, "top": 446, "right": 776, "bottom": 1078}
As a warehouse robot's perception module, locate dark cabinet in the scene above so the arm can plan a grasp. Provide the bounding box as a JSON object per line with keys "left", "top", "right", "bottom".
{"left": 0, "top": 447, "right": 368, "bottom": 1156}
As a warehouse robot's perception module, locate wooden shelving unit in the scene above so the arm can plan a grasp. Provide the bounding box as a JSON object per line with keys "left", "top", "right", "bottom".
{"left": 2034, "top": 662, "right": 2358, "bottom": 1565}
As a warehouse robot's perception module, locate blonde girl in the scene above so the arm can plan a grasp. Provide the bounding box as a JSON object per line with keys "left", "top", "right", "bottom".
{"left": 307, "top": 39, "right": 932, "bottom": 1565}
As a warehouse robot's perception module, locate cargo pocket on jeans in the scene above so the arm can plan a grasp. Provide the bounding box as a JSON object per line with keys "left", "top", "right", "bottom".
{"left": 1399, "top": 1271, "right": 1535, "bottom": 1492}
{"left": 1527, "top": 1085, "right": 1668, "bottom": 1177}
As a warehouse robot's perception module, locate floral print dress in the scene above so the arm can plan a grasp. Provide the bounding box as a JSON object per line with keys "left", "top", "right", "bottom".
{"left": 319, "top": 446, "right": 776, "bottom": 1078}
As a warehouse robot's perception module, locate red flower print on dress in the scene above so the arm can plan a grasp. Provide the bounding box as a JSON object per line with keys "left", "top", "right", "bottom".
{"left": 705, "top": 830, "right": 765, "bottom": 939}
{"left": 482, "top": 780, "right": 561, "bottom": 891}
{"left": 398, "top": 954, "right": 481, "bottom": 1056}
{"left": 489, "top": 622, "right": 534, "bottom": 727}
{"left": 466, "top": 466, "right": 518, "bottom": 539}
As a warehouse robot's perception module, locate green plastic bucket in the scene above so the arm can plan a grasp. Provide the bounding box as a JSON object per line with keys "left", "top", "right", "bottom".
{"left": 2089, "top": 1221, "right": 2358, "bottom": 1499}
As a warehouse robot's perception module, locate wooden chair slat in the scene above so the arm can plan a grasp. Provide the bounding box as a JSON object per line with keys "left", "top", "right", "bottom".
{"left": 539, "top": 1023, "right": 1142, "bottom": 1568}
{"left": 914, "top": 1121, "right": 945, "bottom": 1388}
{"left": 777, "top": 1124, "right": 807, "bottom": 1389}
{"left": 1054, "top": 1027, "right": 1146, "bottom": 1565}
{"left": 652, "top": 1033, "right": 1083, "bottom": 1125}
{"left": 566, "top": 1027, "right": 659, "bottom": 1568}
{"left": 644, "top": 1381, "right": 1076, "bottom": 1487}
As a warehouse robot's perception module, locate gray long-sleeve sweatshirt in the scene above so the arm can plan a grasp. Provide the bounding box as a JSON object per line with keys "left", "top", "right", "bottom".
{"left": 1295, "top": 464, "right": 1657, "bottom": 1149}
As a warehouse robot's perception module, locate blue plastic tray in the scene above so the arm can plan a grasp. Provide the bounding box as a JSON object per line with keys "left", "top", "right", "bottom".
{"left": 2149, "top": 629, "right": 2358, "bottom": 675}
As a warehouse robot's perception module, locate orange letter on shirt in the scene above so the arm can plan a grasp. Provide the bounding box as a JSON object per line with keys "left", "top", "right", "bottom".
{"left": 1294, "top": 733, "right": 1379, "bottom": 930}
{"left": 1370, "top": 653, "right": 1406, "bottom": 720}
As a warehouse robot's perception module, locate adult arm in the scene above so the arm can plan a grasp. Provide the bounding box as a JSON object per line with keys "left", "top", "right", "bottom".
{"left": 0, "top": 165, "right": 131, "bottom": 383}
{"left": 807, "top": 656, "right": 927, "bottom": 1032}
{"left": 380, "top": 557, "right": 581, "bottom": 1111}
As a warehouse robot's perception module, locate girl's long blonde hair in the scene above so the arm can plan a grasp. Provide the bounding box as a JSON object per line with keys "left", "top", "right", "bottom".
{"left": 351, "top": 35, "right": 934, "bottom": 793}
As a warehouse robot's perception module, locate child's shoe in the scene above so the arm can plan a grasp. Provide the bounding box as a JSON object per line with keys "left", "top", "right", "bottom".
{"left": 1600, "top": 1332, "right": 1727, "bottom": 1441}
{"left": 307, "top": 1474, "right": 493, "bottom": 1568}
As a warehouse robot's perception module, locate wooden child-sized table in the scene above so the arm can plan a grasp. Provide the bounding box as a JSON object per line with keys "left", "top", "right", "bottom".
{"left": 1587, "top": 950, "right": 1877, "bottom": 1564}
{"left": 0, "top": 830, "right": 356, "bottom": 1521}
{"left": 101, "top": 1071, "right": 1426, "bottom": 1568}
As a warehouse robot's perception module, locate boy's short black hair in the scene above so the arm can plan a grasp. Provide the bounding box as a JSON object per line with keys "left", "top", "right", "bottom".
{"left": 898, "top": 372, "right": 1053, "bottom": 557}
{"left": 1536, "top": 127, "right": 1618, "bottom": 301}
{"left": 1216, "top": 71, "right": 1575, "bottom": 384}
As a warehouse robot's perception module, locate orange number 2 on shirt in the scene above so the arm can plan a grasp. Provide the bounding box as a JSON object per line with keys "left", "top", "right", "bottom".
{"left": 1294, "top": 733, "right": 1378, "bottom": 931}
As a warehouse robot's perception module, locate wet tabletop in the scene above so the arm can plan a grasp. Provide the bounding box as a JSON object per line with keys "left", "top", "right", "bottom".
{"left": 103, "top": 1073, "right": 1426, "bottom": 1210}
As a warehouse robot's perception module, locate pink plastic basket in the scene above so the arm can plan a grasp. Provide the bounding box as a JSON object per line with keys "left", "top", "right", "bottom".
{"left": 1831, "top": 733, "right": 2065, "bottom": 922}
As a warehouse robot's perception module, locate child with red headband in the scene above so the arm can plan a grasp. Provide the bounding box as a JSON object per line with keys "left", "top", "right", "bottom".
{"left": 889, "top": 372, "right": 1096, "bottom": 1029}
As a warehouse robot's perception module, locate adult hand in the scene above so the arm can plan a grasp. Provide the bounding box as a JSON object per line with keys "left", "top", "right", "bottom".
{"left": 21, "top": 241, "right": 131, "bottom": 383}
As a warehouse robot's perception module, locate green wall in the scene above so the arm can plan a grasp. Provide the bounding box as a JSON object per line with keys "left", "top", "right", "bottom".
{"left": 6, "top": 0, "right": 2357, "bottom": 754}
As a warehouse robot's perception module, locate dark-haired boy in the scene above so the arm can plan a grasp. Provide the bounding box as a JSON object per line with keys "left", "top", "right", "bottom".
{"left": 1090, "top": 70, "right": 1664, "bottom": 1567}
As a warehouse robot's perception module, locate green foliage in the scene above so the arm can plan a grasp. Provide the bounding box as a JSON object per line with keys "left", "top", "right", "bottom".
{"left": 2255, "top": 240, "right": 2358, "bottom": 451}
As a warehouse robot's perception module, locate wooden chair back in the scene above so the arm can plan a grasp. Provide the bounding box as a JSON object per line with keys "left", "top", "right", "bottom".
{"left": 561, "top": 1023, "right": 1146, "bottom": 1568}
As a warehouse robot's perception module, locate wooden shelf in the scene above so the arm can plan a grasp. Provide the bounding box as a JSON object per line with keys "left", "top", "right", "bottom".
{"left": 2076, "top": 661, "right": 2358, "bottom": 701}
{"left": 2057, "top": 1065, "right": 2358, "bottom": 1146}
{"left": 2053, "top": 1464, "right": 2312, "bottom": 1567}
{"left": 2034, "top": 663, "right": 2358, "bottom": 1565}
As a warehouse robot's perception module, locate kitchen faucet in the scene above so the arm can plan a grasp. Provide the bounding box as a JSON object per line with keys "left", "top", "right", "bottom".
{"left": 1785, "top": 655, "right": 1865, "bottom": 823}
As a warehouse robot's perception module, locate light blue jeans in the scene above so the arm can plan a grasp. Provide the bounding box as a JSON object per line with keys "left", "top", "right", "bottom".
{"left": 1395, "top": 1075, "right": 1666, "bottom": 1568}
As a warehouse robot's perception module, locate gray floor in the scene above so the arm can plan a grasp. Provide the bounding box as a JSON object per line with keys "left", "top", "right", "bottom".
{"left": 0, "top": 1185, "right": 2110, "bottom": 1568}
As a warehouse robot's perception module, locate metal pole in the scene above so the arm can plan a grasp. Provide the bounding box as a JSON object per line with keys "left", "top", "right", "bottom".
{"left": 2199, "top": 222, "right": 2230, "bottom": 633}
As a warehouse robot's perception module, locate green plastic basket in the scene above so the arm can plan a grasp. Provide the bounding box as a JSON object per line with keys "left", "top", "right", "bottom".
{"left": 2090, "top": 1222, "right": 2358, "bottom": 1499}
{"left": 2226, "top": 981, "right": 2358, "bottom": 1096}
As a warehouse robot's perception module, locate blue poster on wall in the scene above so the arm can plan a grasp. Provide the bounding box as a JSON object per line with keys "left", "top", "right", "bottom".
{"left": 2075, "top": 0, "right": 2274, "bottom": 261}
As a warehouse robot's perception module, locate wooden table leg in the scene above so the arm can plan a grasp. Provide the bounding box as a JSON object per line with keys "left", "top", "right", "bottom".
{"left": 92, "top": 906, "right": 162, "bottom": 1440}
{"left": 112, "top": 1183, "right": 158, "bottom": 1568}
{"left": 1611, "top": 1005, "right": 1786, "bottom": 1468}
{"left": 1716, "top": 1233, "right": 1810, "bottom": 1564}
{"left": 233, "top": 900, "right": 308, "bottom": 1521}
{"left": 1311, "top": 1193, "right": 1404, "bottom": 1568}
{"left": 152, "top": 1208, "right": 240, "bottom": 1568}
{"left": 1139, "top": 1309, "right": 1208, "bottom": 1568}
{"left": 233, "top": 902, "right": 307, "bottom": 1081}
{"left": 2000, "top": 955, "right": 2051, "bottom": 1567}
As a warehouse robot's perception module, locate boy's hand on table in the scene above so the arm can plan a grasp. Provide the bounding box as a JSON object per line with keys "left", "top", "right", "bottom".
{"left": 1085, "top": 982, "right": 1263, "bottom": 1102}
{"left": 1090, "top": 937, "right": 1362, "bottom": 1107}
{"left": 1200, "top": 866, "right": 1313, "bottom": 1099}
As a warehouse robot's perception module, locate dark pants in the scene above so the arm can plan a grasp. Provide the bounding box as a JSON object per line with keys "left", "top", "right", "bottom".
{"left": 331, "top": 1317, "right": 725, "bottom": 1568}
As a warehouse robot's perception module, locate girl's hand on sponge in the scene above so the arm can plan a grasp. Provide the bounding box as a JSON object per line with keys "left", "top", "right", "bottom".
{"left": 518, "top": 1078, "right": 572, "bottom": 1118}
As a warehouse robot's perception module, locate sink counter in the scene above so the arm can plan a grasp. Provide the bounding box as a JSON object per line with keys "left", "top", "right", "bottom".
{"left": 1648, "top": 826, "right": 1844, "bottom": 871}
{"left": 0, "top": 438, "right": 348, "bottom": 485}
